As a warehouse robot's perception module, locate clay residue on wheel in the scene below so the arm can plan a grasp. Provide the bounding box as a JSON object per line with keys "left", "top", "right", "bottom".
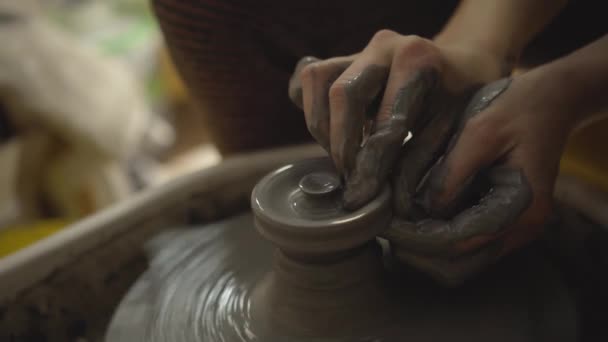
{"left": 107, "top": 213, "right": 576, "bottom": 341}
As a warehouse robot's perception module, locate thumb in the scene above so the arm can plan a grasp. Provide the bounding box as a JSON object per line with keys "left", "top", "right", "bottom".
{"left": 420, "top": 116, "right": 507, "bottom": 213}
{"left": 419, "top": 77, "right": 513, "bottom": 214}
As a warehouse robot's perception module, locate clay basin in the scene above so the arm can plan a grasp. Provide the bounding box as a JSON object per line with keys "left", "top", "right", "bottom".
{"left": 108, "top": 157, "right": 578, "bottom": 341}
{"left": 0, "top": 144, "right": 605, "bottom": 341}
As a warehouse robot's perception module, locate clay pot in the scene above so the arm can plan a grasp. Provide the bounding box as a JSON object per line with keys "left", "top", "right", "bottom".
{"left": 250, "top": 157, "right": 395, "bottom": 337}
{"left": 247, "top": 157, "right": 577, "bottom": 341}
{"left": 107, "top": 156, "right": 578, "bottom": 342}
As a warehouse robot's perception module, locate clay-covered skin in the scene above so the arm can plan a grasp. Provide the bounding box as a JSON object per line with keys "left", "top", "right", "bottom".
{"left": 336, "top": 65, "right": 390, "bottom": 180}
{"left": 289, "top": 56, "right": 353, "bottom": 153}
{"left": 419, "top": 78, "right": 513, "bottom": 217}
{"left": 393, "top": 78, "right": 513, "bottom": 219}
{"left": 389, "top": 79, "right": 471, "bottom": 218}
{"left": 289, "top": 51, "right": 534, "bottom": 283}
{"left": 289, "top": 57, "right": 532, "bottom": 284}
{"left": 385, "top": 78, "right": 536, "bottom": 285}
{"left": 289, "top": 58, "right": 442, "bottom": 210}
{"left": 344, "top": 68, "right": 439, "bottom": 210}
{"left": 385, "top": 167, "right": 532, "bottom": 285}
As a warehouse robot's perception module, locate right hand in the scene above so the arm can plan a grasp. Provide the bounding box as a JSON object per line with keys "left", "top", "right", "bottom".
{"left": 288, "top": 30, "right": 509, "bottom": 211}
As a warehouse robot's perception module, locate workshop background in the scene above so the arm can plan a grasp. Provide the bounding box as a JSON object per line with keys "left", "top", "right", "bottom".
{"left": 0, "top": 0, "right": 222, "bottom": 258}
{"left": 0, "top": 0, "right": 607, "bottom": 262}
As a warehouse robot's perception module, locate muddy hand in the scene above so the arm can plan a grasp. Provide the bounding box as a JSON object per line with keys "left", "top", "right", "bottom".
{"left": 384, "top": 79, "right": 532, "bottom": 286}
{"left": 289, "top": 55, "right": 355, "bottom": 152}
{"left": 288, "top": 30, "right": 509, "bottom": 210}
{"left": 384, "top": 70, "right": 578, "bottom": 285}
{"left": 288, "top": 31, "right": 454, "bottom": 210}
{"left": 391, "top": 78, "right": 511, "bottom": 218}
{"left": 385, "top": 166, "right": 532, "bottom": 286}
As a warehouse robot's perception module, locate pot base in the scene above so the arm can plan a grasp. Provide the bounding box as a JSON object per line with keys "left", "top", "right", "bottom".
{"left": 107, "top": 213, "right": 577, "bottom": 342}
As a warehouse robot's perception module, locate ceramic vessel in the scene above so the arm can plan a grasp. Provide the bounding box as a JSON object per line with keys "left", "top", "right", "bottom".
{"left": 250, "top": 157, "right": 395, "bottom": 337}
{"left": 106, "top": 156, "right": 578, "bottom": 342}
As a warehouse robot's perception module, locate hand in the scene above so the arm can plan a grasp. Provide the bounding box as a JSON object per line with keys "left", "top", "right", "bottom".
{"left": 386, "top": 69, "right": 577, "bottom": 285}
{"left": 288, "top": 30, "right": 508, "bottom": 209}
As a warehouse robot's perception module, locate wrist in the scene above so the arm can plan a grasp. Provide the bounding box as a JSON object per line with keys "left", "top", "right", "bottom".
{"left": 536, "top": 59, "right": 603, "bottom": 130}
{"left": 434, "top": 33, "right": 518, "bottom": 78}
{"left": 522, "top": 63, "right": 588, "bottom": 134}
{"left": 434, "top": 40, "right": 512, "bottom": 92}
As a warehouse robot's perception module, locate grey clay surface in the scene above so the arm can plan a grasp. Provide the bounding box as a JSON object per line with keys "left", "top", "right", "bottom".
{"left": 106, "top": 79, "right": 574, "bottom": 341}
{"left": 107, "top": 213, "right": 577, "bottom": 342}
{"left": 251, "top": 157, "right": 391, "bottom": 256}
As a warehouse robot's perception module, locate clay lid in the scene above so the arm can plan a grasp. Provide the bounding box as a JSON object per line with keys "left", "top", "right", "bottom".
{"left": 251, "top": 157, "right": 391, "bottom": 256}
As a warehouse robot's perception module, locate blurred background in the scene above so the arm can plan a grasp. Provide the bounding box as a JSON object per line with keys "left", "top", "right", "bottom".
{"left": 0, "top": 2, "right": 606, "bottom": 341}
{"left": 0, "top": 0, "right": 221, "bottom": 257}
{"left": 1, "top": 0, "right": 606, "bottom": 260}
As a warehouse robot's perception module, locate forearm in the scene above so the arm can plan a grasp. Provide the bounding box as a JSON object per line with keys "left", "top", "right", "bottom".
{"left": 539, "top": 34, "right": 608, "bottom": 127}
{"left": 435, "top": 0, "right": 567, "bottom": 68}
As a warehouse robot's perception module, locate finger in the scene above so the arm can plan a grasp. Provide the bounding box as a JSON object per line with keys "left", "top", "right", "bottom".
{"left": 419, "top": 148, "right": 491, "bottom": 219}
{"left": 383, "top": 167, "right": 532, "bottom": 257}
{"left": 342, "top": 37, "right": 444, "bottom": 209}
{"left": 390, "top": 88, "right": 470, "bottom": 218}
{"left": 288, "top": 56, "right": 320, "bottom": 109}
{"left": 419, "top": 78, "right": 513, "bottom": 212}
{"left": 297, "top": 57, "right": 354, "bottom": 151}
{"left": 329, "top": 30, "right": 401, "bottom": 175}
{"left": 343, "top": 68, "right": 440, "bottom": 210}
{"left": 391, "top": 240, "right": 503, "bottom": 287}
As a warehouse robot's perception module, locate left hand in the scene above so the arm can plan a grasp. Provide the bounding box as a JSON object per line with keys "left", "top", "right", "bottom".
{"left": 385, "top": 68, "right": 577, "bottom": 285}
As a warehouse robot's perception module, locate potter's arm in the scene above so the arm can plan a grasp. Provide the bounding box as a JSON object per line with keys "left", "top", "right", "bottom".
{"left": 289, "top": 0, "right": 569, "bottom": 210}
{"left": 387, "top": 34, "right": 608, "bottom": 285}
{"left": 435, "top": 0, "right": 568, "bottom": 73}
{"left": 538, "top": 34, "right": 608, "bottom": 124}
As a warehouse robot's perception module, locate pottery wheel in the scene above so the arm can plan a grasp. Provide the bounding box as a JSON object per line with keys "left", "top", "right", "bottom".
{"left": 106, "top": 159, "right": 578, "bottom": 342}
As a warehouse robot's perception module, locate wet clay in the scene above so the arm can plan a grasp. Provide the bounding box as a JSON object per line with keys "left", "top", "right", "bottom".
{"left": 419, "top": 78, "right": 514, "bottom": 216}
{"left": 387, "top": 167, "right": 532, "bottom": 258}
{"left": 390, "top": 75, "right": 473, "bottom": 219}
{"left": 107, "top": 158, "right": 577, "bottom": 342}
{"left": 344, "top": 68, "right": 440, "bottom": 210}
{"left": 107, "top": 213, "right": 577, "bottom": 342}
{"left": 391, "top": 77, "right": 512, "bottom": 220}
{"left": 250, "top": 158, "right": 395, "bottom": 336}
{"left": 288, "top": 60, "right": 443, "bottom": 211}
{"left": 336, "top": 65, "right": 390, "bottom": 177}
{"left": 288, "top": 56, "right": 354, "bottom": 153}
{"left": 382, "top": 78, "right": 536, "bottom": 284}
